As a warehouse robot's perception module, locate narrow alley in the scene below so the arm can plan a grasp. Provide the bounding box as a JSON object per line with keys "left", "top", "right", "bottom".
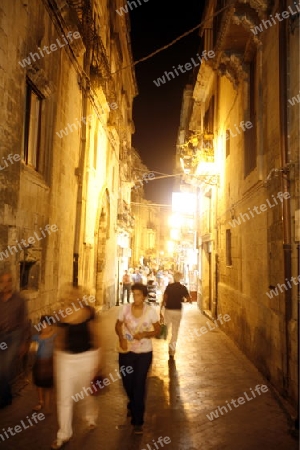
{"left": 0, "top": 0, "right": 299, "bottom": 448}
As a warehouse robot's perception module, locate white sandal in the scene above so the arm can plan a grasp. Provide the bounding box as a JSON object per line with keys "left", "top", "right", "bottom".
{"left": 51, "top": 438, "right": 70, "bottom": 449}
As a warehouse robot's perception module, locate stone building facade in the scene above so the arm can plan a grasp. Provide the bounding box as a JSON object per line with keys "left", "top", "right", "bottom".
{"left": 131, "top": 148, "right": 155, "bottom": 268}
{"left": 0, "top": 0, "right": 137, "bottom": 319}
{"left": 178, "top": 0, "right": 299, "bottom": 406}
{"left": 129, "top": 149, "right": 171, "bottom": 270}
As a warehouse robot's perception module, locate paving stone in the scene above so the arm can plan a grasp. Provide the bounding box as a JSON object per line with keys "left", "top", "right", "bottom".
{"left": 0, "top": 304, "right": 298, "bottom": 449}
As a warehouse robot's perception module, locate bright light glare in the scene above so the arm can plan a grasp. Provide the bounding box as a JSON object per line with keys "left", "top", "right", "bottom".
{"left": 170, "top": 229, "right": 180, "bottom": 241}
{"left": 168, "top": 214, "right": 184, "bottom": 228}
{"left": 195, "top": 161, "right": 216, "bottom": 176}
{"left": 172, "top": 192, "right": 196, "bottom": 214}
{"left": 167, "top": 241, "right": 175, "bottom": 253}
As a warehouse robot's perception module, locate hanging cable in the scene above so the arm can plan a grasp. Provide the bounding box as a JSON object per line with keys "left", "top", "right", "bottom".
{"left": 112, "top": 2, "right": 236, "bottom": 74}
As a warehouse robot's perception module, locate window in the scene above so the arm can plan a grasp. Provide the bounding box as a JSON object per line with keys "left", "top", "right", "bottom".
{"left": 20, "top": 261, "right": 39, "bottom": 290}
{"left": 204, "top": 96, "right": 215, "bottom": 134}
{"left": 23, "top": 81, "right": 43, "bottom": 171}
{"left": 203, "top": 27, "right": 213, "bottom": 53}
{"left": 226, "top": 229, "right": 232, "bottom": 266}
{"left": 205, "top": 189, "right": 212, "bottom": 233}
{"left": 244, "top": 61, "right": 257, "bottom": 177}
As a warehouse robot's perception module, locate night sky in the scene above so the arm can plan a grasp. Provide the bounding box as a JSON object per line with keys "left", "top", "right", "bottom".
{"left": 129, "top": 0, "right": 205, "bottom": 204}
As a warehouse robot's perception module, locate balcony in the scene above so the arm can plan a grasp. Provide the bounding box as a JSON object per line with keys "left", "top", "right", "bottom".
{"left": 211, "top": 1, "right": 269, "bottom": 53}
{"left": 67, "top": 0, "right": 111, "bottom": 87}
{"left": 201, "top": 1, "right": 271, "bottom": 87}
{"left": 180, "top": 132, "right": 215, "bottom": 175}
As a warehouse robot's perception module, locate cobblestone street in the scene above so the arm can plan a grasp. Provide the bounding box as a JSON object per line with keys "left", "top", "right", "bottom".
{"left": 0, "top": 304, "right": 298, "bottom": 450}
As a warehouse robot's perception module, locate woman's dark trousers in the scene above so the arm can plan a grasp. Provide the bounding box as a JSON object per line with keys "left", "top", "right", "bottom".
{"left": 119, "top": 351, "right": 152, "bottom": 426}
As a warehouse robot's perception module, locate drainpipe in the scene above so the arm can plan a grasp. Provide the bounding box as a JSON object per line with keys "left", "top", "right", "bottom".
{"left": 297, "top": 243, "right": 300, "bottom": 427}
{"left": 73, "top": 73, "right": 89, "bottom": 286}
{"left": 257, "top": 43, "right": 264, "bottom": 180}
{"left": 73, "top": 3, "right": 93, "bottom": 286}
{"left": 278, "top": 0, "right": 292, "bottom": 393}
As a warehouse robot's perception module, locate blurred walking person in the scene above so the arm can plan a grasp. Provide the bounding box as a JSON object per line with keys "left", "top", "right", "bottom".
{"left": 132, "top": 268, "right": 143, "bottom": 284}
{"left": 122, "top": 270, "right": 132, "bottom": 303}
{"left": 51, "top": 287, "right": 103, "bottom": 449}
{"left": 32, "top": 315, "right": 56, "bottom": 413}
{"left": 160, "top": 272, "right": 192, "bottom": 359}
{"left": 0, "top": 271, "right": 29, "bottom": 408}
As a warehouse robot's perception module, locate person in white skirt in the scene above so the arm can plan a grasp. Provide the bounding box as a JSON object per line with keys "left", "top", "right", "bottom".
{"left": 51, "top": 287, "right": 102, "bottom": 450}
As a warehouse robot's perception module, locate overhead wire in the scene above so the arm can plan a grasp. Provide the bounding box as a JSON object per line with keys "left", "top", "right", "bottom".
{"left": 112, "top": 1, "right": 236, "bottom": 74}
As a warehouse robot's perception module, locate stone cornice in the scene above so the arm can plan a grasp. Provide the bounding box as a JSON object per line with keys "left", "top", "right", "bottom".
{"left": 231, "top": 13, "right": 262, "bottom": 46}
{"left": 216, "top": 53, "right": 248, "bottom": 89}
{"left": 26, "top": 67, "right": 54, "bottom": 97}
{"left": 237, "top": 0, "right": 270, "bottom": 18}
{"left": 214, "top": 5, "right": 236, "bottom": 57}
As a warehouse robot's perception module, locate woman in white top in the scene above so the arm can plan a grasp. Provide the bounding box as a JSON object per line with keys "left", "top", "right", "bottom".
{"left": 115, "top": 283, "right": 160, "bottom": 434}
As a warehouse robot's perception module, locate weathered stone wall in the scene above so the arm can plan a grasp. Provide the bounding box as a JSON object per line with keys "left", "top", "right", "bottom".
{"left": 190, "top": 1, "right": 298, "bottom": 405}
{"left": 217, "top": 21, "right": 298, "bottom": 405}
{"left": 0, "top": 0, "right": 137, "bottom": 321}
{"left": 0, "top": 0, "right": 85, "bottom": 321}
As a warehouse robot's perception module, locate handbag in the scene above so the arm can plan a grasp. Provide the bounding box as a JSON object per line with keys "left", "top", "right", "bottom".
{"left": 156, "top": 322, "right": 168, "bottom": 340}
{"left": 91, "top": 374, "right": 107, "bottom": 396}
{"left": 117, "top": 327, "right": 133, "bottom": 353}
